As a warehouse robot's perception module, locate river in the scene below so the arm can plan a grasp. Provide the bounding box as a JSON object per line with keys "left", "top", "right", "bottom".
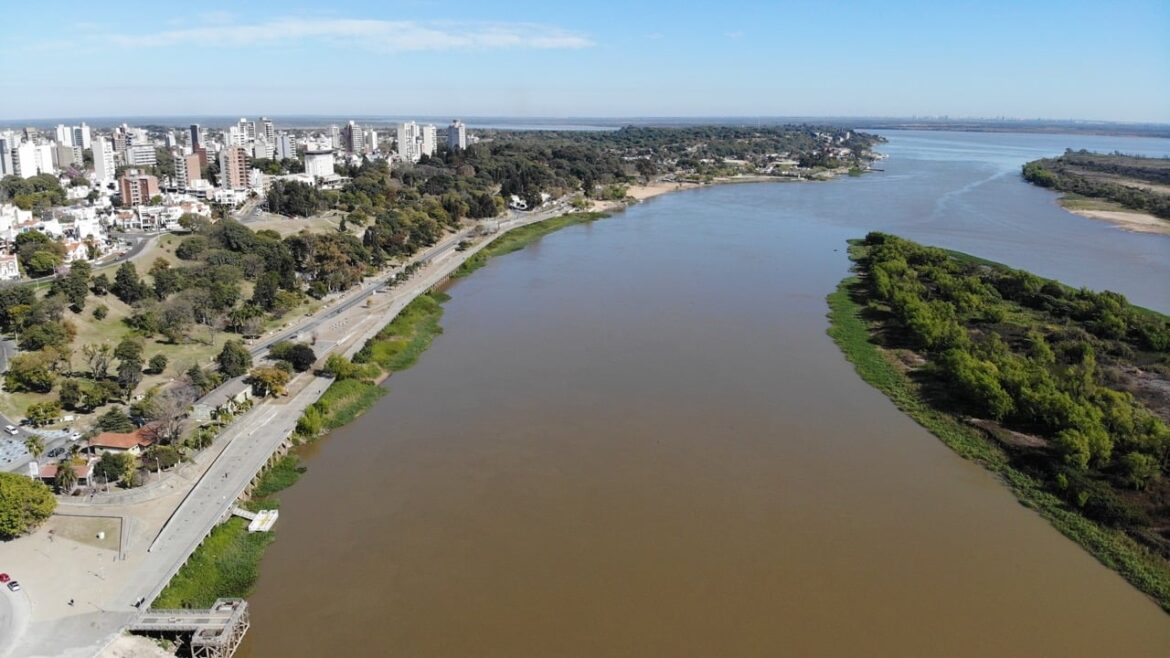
{"left": 240, "top": 131, "right": 1170, "bottom": 656}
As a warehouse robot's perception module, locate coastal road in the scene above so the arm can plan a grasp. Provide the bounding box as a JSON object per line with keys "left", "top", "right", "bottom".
{"left": 0, "top": 201, "right": 575, "bottom": 657}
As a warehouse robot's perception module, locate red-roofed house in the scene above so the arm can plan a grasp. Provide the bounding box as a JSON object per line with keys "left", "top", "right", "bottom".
{"left": 86, "top": 426, "right": 157, "bottom": 455}
{"left": 36, "top": 458, "right": 97, "bottom": 491}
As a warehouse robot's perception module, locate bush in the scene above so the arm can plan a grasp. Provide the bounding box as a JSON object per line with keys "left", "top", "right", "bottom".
{"left": 0, "top": 473, "right": 56, "bottom": 538}
{"left": 92, "top": 304, "right": 108, "bottom": 320}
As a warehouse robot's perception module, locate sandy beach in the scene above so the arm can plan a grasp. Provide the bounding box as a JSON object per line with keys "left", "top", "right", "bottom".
{"left": 1065, "top": 206, "right": 1170, "bottom": 237}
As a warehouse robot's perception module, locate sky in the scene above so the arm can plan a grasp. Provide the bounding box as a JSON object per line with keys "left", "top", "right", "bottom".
{"left": 2, "top": 0, "right": 1168, "bottom": 122}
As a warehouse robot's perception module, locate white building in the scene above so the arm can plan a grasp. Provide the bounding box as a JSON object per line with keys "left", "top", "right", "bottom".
{"left": 448, "top": 120, "right": 467, "bottom": 150}
{"left": 126, "top": 144, "right": 157, "bottom": 166}
{"left": 275, "top": 133, "right": 296, "bottom": 160}
{"left": 93, "top": 137, "right": 116, "bottom": 183}
{"left": 304, "top": 149, "right": 335, "bottom": 179}
{"left": 420, "top": 124, "right": 437, "bottom": 158}
{"left": 0, "top": 254, "right": 19, "bottom": 281}
{"left": 55, "top": 124, "right": 74, "bottom": 147}
{"left": 260, "top": 117, "right": 275, "bottom": 144}
{"left": 396, "top": 122, "right": 420, "bottom": 162}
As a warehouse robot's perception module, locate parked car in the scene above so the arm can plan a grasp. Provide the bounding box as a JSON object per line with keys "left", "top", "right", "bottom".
{"left": 4, "top": 425, "right": 17, "bottom": 436}
{"left": 69, "top": 431, "right": 82, "bottom": 441}
{"left": 6, "top": 581, "right": 19, "bottom": 592}
{"left": 0, "top": 573, "right": 10, "bottom": 583}
{"left": 47, "top": 447, "right": 65, "bottom": 458}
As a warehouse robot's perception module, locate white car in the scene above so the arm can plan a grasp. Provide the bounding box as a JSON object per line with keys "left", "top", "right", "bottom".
{"left": 69, "top": 431, "right": 82, "bottom": 441}
{"left": 3, "top": 425, "right": 17, "bottom": 436}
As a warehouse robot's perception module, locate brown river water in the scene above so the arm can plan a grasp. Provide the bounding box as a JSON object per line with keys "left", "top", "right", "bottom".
{"left": 240, "top": 131, "right": 1170, "bottom": 657}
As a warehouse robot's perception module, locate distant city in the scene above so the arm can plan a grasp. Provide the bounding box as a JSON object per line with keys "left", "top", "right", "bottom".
{"left": 0, "top": 117, "right": 472, "bottom": 281}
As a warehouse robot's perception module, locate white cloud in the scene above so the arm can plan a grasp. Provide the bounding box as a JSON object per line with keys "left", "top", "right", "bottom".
{"left": 105, "top": 17, "right": 594, "bottom": 52}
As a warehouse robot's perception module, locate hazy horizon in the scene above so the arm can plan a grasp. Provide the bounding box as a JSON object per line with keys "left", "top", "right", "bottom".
{"left": 3, "top": 1, "right": 1167, "bottom": 123}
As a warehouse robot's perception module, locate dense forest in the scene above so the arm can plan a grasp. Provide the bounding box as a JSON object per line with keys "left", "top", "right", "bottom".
{"left": 1022, "top": 150, "right": 1170, "bottom": 220}
{"left": 849, "top": 233, "right": 1170, "bottom": 558}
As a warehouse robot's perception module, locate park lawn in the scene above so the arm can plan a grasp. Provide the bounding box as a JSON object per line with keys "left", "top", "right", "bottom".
{"left": 93, "top": 234, "right": 184, "bottom": 281}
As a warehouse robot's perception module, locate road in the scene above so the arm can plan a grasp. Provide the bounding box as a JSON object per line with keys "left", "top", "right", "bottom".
{"left": 0, "top": 201, "right": 574, "bottom": 658}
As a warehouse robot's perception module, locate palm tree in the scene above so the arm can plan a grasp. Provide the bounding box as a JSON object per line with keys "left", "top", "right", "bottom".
{"left": 54, "top": 460, "right": 78, "bottom": 494}
{"left": 24, "top": 434, "right": 45, "bottom": 459}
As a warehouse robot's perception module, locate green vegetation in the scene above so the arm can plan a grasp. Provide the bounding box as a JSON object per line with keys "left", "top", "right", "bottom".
{"left": 0, "top": 472, "right": 56, "bottom": 539}
{"left": 828, "top": 233, "right": 1170, "bottom": 611}
{"left": 453, "top": 212, "right": 609, "bottom": 279}
{"left": 353, "top": 292, "right": 449, "bottom": 371}
{"left": 1023, "top": 150, "right": 1170, "bottom": 220}
{"left": 154, "top": 454, "right": 304, "bottom": 607}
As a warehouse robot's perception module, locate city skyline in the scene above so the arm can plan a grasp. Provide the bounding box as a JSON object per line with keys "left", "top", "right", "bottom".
{"left": 2, "top": 0, "right": 1168, "bottom": 123}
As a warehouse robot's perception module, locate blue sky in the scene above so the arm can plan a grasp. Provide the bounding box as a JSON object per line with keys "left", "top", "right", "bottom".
{"left": 2, "top": 0, "right": 1168, "bottom": 122}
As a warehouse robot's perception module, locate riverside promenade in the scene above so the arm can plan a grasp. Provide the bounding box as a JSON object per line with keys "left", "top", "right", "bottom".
{"left": 0, "top": 203, "right": 572, "bottom": 658}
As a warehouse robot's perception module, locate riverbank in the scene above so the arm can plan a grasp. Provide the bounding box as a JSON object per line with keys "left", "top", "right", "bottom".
{"left": 826, "top": 251, "right": 1170, "bottom": 613}
{"left": 149, "top": 212, "right": 616, "bottom": 610}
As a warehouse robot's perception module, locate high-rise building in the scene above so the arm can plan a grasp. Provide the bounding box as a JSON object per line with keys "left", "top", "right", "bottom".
{"left": 0, "top": 136, "right": 13, "bottom": 177}
{"left": 237, "top": 117, "right": 256, "bottom": 141}
{"left": 12, "top": 142, "right": 38, "bottom": 178}
{"left": 396, "top": 122, "right": 419, "bottom": 162}
{"left": 420, "top": 124, "right": 437, "bottom": 158}
{"left": 275, "top": 133, "right": 296, "bottom": 160}
{"left": 363, "top": 128, "right": 378, "bottom": 154}
{"left": 219, "top": 146, "right": 249, "bottom": 190}
{"left": 341, "top": 121, "right": 365, "bottom": 154}
{"left": 53, "top": 145, "right": 81, "bottom": 168}
{"left": 35, "top": 144, "right": 56, "bottom": 176}
{"left": 189, "top": 124, "right": 202, "bottom": 151}
{"left": 93, "top": 137, "right": 116, "bottom": 182}
{"left": 126, "top": 144, "right": 157, "bottom": 166}
{"left": 329, "top": 125, "right": 341, "bottom": 150}
{"left": 448, "top": 120, "right": 467, "bottom": 150}
{"left": 174, "top": 151, "right": 202, "bottom": 190}
{"left": 260, "top": 117, "right": 275, "bottom": 144}
{"left": 253, "top": 138, "right": 274, "bottom": 160}
{"left": 75, "top": 123, "right": 92, "bottom": 149}
{"left": 119, "top": 170, "right": 160, "bottom": 207}
{"left": 55, "top": 124, "right": 74, "bottom": 147}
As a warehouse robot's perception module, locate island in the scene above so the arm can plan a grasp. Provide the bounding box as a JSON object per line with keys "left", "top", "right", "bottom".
{"left": 1022, "top": 150, "right": 1170, "bottom": 235}
{"left": 828, "top": 232, "right": 1170, "bottom": 611}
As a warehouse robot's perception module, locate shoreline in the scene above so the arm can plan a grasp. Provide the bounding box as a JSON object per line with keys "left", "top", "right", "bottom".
{"left": 1058, "top": 198, "right": 1170, "bottom": 237}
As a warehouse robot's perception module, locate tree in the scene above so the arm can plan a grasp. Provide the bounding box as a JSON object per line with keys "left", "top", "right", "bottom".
{"left": 23, "top": 434, "right": 45, "bottom": 458}
{"left": 117, "top": 357, "right": 143, "bottom": 398}
{"left": 95, "top": 452, "right": 137, "bottom": 488}
{"left": 91, "top": 273, "right": 109, "bottom": 296}
{"left": 52, "top": 260, "right": 91, "bottom": 310}
{"left": 269, "top": 341, "right": 316, "bottom": 372}
{"left": 1120, "top": 452, "right": 1160, "bottom": 491}
{"left": 112, "top": 262, "right": 146, "bottom": 303}
{"left": 26, "top": 402, "right": 61, "bottom": 428}
{"left": 248, "top": 366, "right": 290, "bottom": 397}
{"left": 217, "top": 340, "right": 252, "bottom": 378}
{"left": 82, "top": 343, "right": 114, "bottom": 379}
{"left": 114, "top": 336, "right": 144, "bottom": 363}
{"left": 149, "top": 354, "right": 169, "bottom": 374}
{"left": 53, "top": 459, "right": 78, "bottom": 494}
{"left": 5, "top": 350, "right": 58, "bottom": 393}
{"left": 0, "top": 472, "right": 56, "bottom": 538}
{"left": 97, "top": 407, "right": 135, "bottom": 433}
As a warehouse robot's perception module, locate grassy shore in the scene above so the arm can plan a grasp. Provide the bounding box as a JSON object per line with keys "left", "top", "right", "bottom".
{"left": 827, "top": 276, "right": 1170, "bottom": 612}
{"left": 453, "top": 212, "right": 609, "bottom": 279}
{"left": 152, "top": 455, "right": 304, "bottom": 607}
